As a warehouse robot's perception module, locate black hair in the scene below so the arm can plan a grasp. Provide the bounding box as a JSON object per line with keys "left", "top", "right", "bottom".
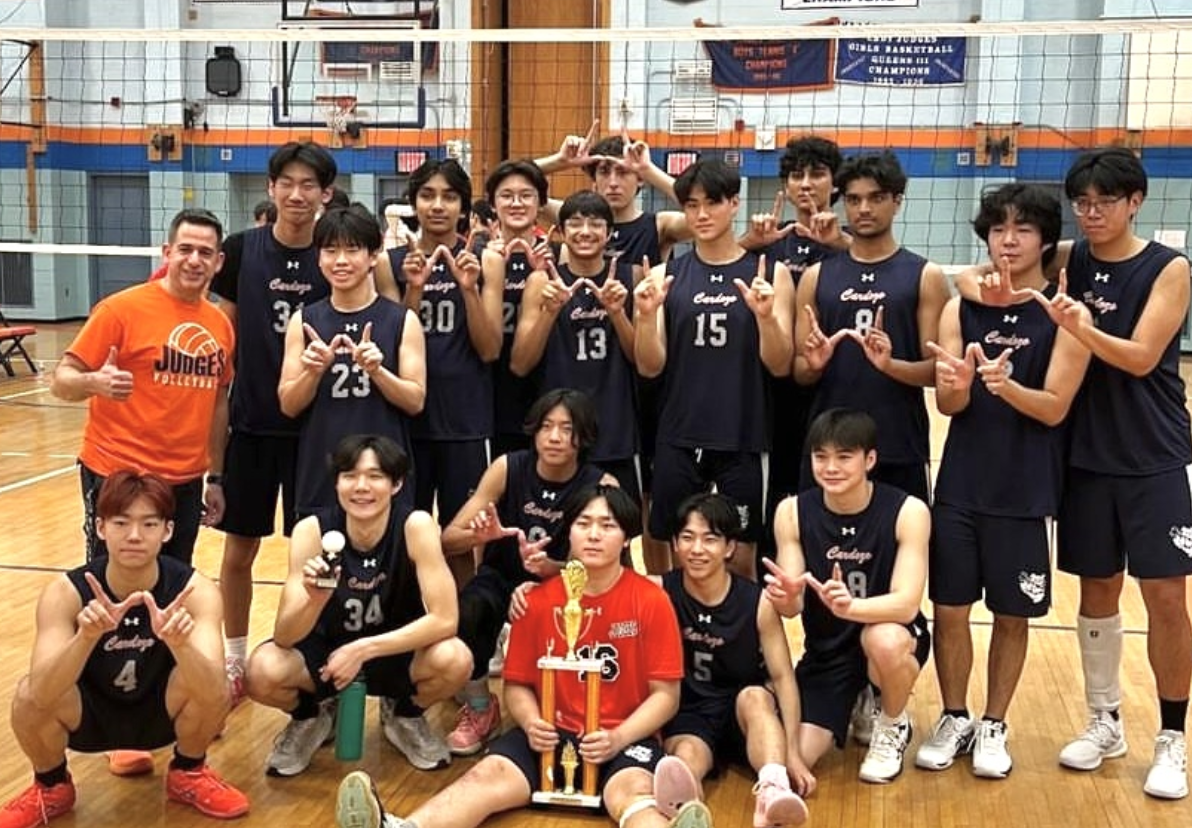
{"left": 523, "top": 387, "right": 599, "bottom": 460}
{"left": 582, "top": 136, "right": 628, "bottom": 181}
{"left": 408, "top": 158, "right": 473, "bottom": 224}
{"left": 485, "top": 159, "right": 549, "bottom": 205}
{"left": 472, "top": 199, "right": 497, "bottom": 224}
{"left": 561, "top": 482, "right": 643, "bottom": 545}
{"left": 313, "top": 203, "right": 383, "bottom": 253}
{"left": 267, "top": 141, "right": 338, "bottom": 189}
{"left": 330, "top": 434, "right": 410, "bottom": 484}
{"left": 674, "top": 159, "right": 740, "bottom": 203}
{"left": 558, "top": 191, "right": 614, "bottom": 228}
{"left": 673, "top": 492, "right": 743, "bottom": 542}
{"left": 253, "top": 200, "right": 278, "bottom": 223}
{"left": 805, "top": 408, "right": 878, "bottom": 454}
{"left": 1064, "top": 146, "right": 1148, "bottom": 200}
{"left": 972, "top": 183, "right": 1063, "bottom": 268}
{"left": 779, "top": 136, "right": 843, "bottom": 206}
{"left": 168, "top": 208, "right": 223, "bottom": 244}
{"left": 836, "top": 151, "right": 907, "bottom": 198}
{"left": 327, "top": 186, "right": 351, "bottom": 210}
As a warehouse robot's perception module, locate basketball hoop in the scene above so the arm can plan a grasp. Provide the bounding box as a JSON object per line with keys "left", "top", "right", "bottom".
{"left": 317, "top": 95, "right": 357, "bottom": 135}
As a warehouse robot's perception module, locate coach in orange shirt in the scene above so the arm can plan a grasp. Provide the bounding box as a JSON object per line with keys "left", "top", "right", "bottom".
{"left": 51, "top": 208, "right": 234, "bottom": 565}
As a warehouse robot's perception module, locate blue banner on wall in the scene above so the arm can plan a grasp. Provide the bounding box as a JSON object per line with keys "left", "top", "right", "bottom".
{"left": 702, "top": 38, "right": 834, "bottom": 92}
{"left": 835, "top": 37, "right": 966, "bottom": 86}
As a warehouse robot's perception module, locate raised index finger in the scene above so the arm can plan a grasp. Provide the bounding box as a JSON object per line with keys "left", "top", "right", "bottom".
{"left": 83, "top": 571, "right": 112, "bottom": 607}
{"left": 359, "top": 322, "right": 373, "bottom": 344}
{"left": 164, "top": 582, "right": 196, "bottom": 614}
{"left": 772, "top": 189, "right": 785, "bottom": 222}
{"left": 302, "top": 322, "right": 324, "bottom": 344}
{"left": 583, "top": 118, "right": 600, "bottom": 148}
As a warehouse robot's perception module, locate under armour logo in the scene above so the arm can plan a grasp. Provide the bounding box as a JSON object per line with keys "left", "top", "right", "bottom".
{"left": 286, "top": 260, "right": 301, "bottom": 271}
{"left": 611, "top": 230, "right": 620, "bottom": 240}
{"left": 541, "top": 490, "right": 557, "bottom": 502}
{"left": 1094, "top": 271, "right": 1111, "bottom": 283}
{"left": 709, "top": 274, "right": 724, "bottom": 283}
{"left": 697, "top": 613, "right": 712, "bottom": 624}
{"left": 433, "top": 263, "right": 446, "bottom": 273}
{"left": 362, "top": 558, "right": 377, "bottom": 568}
{"left": 797, "top": 245, "right": 810, "bottom": 255}
{"left": 1003, "top": 314, "right": 1018, "bottom": 324}
{"left": 344, "top": 323, "right": 359, "bottom": 333}
{"left": 841, "top": 526, "right": 856, "bottom": 536}
{"left": 860, "top": 272, "right": 875, "bottom": 283}
{"left": 511, "top": 262, "right": 526, "bottom": 272}
{"left": 123, "top": 616, "right": 140, "bottom": 626}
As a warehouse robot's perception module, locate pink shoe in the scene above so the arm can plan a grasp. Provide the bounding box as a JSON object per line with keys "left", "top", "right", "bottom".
{"left": 753, "top": 780, "right": 808, "bottom": 827}
{"left": 446, "top": 695, "right": 501, "bottom": 756}
{"left": 653, "top": 755, "right": 701, "bottom": 819}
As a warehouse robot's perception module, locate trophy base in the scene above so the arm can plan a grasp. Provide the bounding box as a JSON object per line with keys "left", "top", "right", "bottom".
{"left": 314, "top": 576, "right": 338, "bottom": 589}
{"left": 531, "top": 791, "right": 601, "bottom": 809}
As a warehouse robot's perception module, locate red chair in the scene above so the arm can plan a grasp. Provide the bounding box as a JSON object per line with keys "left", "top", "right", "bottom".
{"left": 0, "top": 309, "right": 38, "bottom": 376}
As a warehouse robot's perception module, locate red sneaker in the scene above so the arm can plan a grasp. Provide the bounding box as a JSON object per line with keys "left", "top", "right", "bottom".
{"left": 0, "top": 778, "right": 75, "bottom": 828}
{"left": 108, "top": 750, "right": 154, "bottom": 777}
{"left": 166, "top": 765, "right": 249, "bottom": 819}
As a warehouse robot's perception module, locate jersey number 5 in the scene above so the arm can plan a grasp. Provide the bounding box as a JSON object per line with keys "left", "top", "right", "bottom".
{"left": 693, "top": 312, "right": 728, "bottom": 348}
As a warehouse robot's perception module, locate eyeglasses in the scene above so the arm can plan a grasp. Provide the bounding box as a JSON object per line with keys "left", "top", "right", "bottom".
{"left": 1071, "top": 195, "right": 1125, "bottom": 216}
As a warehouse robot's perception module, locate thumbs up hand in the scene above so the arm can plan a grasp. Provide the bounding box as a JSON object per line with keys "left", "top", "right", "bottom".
{"left": 94, "top": 346, "right": 134, "bottom": 400}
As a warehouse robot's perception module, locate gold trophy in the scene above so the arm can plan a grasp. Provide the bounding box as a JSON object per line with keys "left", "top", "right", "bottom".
{"left": 532, "top": 560, "right": 602, "bottom": 808}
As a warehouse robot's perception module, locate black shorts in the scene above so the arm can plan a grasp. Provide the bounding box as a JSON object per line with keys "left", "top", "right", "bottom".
{"left": 1058, "top": 466, "right": 1192, "bottom": 579}
{"left": 217, "top": 431, "right": 299, "bottom": 537}
{"left": 489, "top": 726, "right": 664, "bottom": 798}
{"left": 69, "top": 681, "right": 175, "bottom": 752}
{"left": 294, "top": 634, "right": 416, "bottom": 702}
{"left": 637, "top": 376, "right": 663, "bottom": 494}
{"left": 649, "top": 444, "right": 765, "bottom": 543}
{"left": 595, "top": 457, "right": 642, "bottom": 505}
{"left": 929, "top": 504, "right": 1051, "bottom": 617}
{"left": 662, "top": 690, "right": 761, "bottom": 769}
{"left": 459, "top": 567, "right": 515, "bottom": 680}
{"left": 412, "top": 438, "right": 489, "bottom": 528}
{"left": 797, "top": 620, "right": 930, "bottom": 747}
{"left": 80, "top": 464, "right": 203, "bottom": 565}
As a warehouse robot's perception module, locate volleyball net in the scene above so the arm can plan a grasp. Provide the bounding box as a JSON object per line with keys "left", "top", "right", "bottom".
{"left": 1, "top": 15, "right": 1190, "bottom": 317}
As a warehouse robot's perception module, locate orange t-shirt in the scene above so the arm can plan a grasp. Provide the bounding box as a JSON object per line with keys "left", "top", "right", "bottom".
{"left": 67, "top": 281, "right": 235, "bottom": 482}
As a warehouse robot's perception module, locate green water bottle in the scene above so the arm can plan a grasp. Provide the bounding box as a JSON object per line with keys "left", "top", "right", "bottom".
{"left": 335, "top": 679, "right": 367, "bottom": 761}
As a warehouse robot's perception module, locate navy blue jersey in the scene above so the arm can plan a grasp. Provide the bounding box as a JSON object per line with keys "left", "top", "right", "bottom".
{"left": 767, "top": 228, "right": 836, "bottom": 286}
{"left": 934, "top": 295, "right": 1065, "bottom": 517}
{"left": 66, "top": 556, "right": 194, "bottom": 707}
{"left": 495, "top": 250, "right": 539, "bottom": 436}
{"left": 658, "top": 250, "right": 772, "bottom": 452}
{"left": 212, "top": 226, "right": 328, "bottom": 435}
{"left": 309, "top": 501, "right": 422, "bottom": 648}
{"left": 389, "top": 243, "right": 493, "bottom": 441}
{"left": 661, "top": 570, "right": 767, "bottom": 706}
{"left": 295, "top": 297, "right": 412, "bottom": 515}
{"left": 541, "top": 260, "right": 637, "bottom": 462}
{"left": 797, "top": 483, "right": 921, "bottom": 657}
{"left": 481, "top": 449, "right": 605, "bottom": 584}
{"left": 1066, "top": 240, "right": 1192, "bottom": 475}
{"left": 610, "top": 212, "right": 663, "bottom": 266}
{"left": 811, "top": 248, "right": 930, "bottom": 465}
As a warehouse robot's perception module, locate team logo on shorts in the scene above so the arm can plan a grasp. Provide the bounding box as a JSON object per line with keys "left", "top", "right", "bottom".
{"left": 1017, "top": 571, "right": 1047, "bottom": 604}
{"left": 737, "top": 504, "right": 750, "bottom": 531}
{"left": 1168, "top": 526, "right": 1192, "bottom": 557}
{"left": 625, "top": 743, "right": 656, "bottom": 764}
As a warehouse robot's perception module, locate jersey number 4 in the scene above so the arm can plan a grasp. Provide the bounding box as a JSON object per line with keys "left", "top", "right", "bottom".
{"left": 114, "top": 659, "right": 138, "bottom": 693}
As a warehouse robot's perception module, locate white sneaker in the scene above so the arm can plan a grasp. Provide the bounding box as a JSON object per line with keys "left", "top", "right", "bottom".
{"left": 850, "top": 685, "right": 880, "bottom": 746}
{"left": 1059, "top": 709, "right": 1127, "bottom": 771}
{"left": 335, "top": 770, "right": 415, "bottom": 828}
{"left": 859, "top": 716, "right": 912, "bottom": 784}
{"left": 380, "top": 699, "right": 450, "bottom": 770}
{"left": 489, "top": 623, "right": 511, "bottom": 677}
{"left": 971, "top": 719, "right": 1013, "bottom": 779}
{"left": 267, "top": 704, "right": 335, "bottom": 776}
{"left": 914, "top": 713, "right": 975, "bottom": 770}
{"left": 1143, "top": 730, "right": 1188, "bottom": 800}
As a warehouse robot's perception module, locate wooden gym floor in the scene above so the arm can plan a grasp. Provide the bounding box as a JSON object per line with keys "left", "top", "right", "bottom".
{"left": 1, "top": 322, "right": 1190, "bottom": 827}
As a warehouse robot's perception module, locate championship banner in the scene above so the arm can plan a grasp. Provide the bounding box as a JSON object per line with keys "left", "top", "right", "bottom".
{"left": 782, "top": 0, "right": 919, "bottom": 8}
{"left": 835, "top": 36, "right": 966, "bottom": 86}
{"left": 702, "top": 38, "right": 834, "bottom": 92}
